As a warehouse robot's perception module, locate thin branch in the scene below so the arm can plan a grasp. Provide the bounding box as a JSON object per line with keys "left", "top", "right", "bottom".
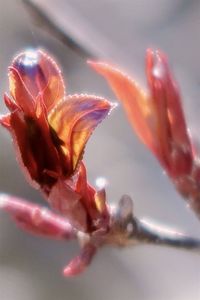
{"left": 103, "top": 195, "right": 200, "bottom": 252}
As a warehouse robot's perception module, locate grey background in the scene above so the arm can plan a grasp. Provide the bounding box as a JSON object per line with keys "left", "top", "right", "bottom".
{"left": 0, "top": 0, "right": 200, "bottom": 299}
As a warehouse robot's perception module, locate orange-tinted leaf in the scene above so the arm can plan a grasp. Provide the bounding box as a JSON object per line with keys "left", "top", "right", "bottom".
{"left": 9, "top": 67, "right": 35, "bottom": 115}
{"left": 89, "top": 61, "right": 157, "bottom": 153}
{"left": 12, "top": 49, "right": 65, "bottom": 113}
{"left": 49, "top": 94, "right": 113, "bottom": 172}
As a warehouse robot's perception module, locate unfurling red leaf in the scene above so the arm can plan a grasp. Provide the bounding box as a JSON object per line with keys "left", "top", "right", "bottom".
{"left": 11, "top": 50, "right": 65, "bottom": 113}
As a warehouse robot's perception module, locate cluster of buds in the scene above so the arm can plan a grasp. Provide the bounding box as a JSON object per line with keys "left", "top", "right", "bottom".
{"left": 0, "top": 49, "right": 200, "bottom": 277}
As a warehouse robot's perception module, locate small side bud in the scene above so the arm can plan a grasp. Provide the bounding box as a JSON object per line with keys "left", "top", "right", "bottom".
{"left": 118, "top": 194, "right": 134, "bottom": 220}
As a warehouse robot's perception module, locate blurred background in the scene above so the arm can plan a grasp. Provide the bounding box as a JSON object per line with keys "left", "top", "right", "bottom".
{"left": 0, "top": 0, "right": 200, "bottom": 299}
